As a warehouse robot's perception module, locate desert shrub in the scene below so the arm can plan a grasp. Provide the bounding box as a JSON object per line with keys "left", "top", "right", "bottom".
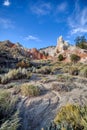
{"left": 52, "top": 82, "right": 75, "bottom": 92}
{"left": 69, "top": 66, "right": 79, "bottom": 75}
{"left": 54, "top": 104, "right": 87, "bottom": 130}
{"left": 57, "top": 74, "right": 73, "bottom": 82}
{"left": 21, "top": 84, "right": 40, "bottom": 97}
{"left": 70, "top": 54, "right": 80, "bottom": 63}
{"left": 36, "top": 66, "right": 51, "bottom": 74}
{"left": 16, "top": 60, "right": 32, "bottom": 68}
{"left": 1, "top": 68, "right": 31, "bottom": 84}
{"left": 41, "top": 77, "right": 51, "bottom": 83}
{"left": 50, "top": 61, "right": 64, "bottom": 70}
{"left": 0, "top": 112, "right": 20, "bottom": 130}
{"left": 58, "top": 54, "right": 64, "bottom": 61}
{"left": 1, "top": 76, "right": 9, "bottom": 84}
{"left": 61, "top": 63, "right": 73, "bottom": 73}
{"left": 5, "top": 83, "right": 17, "bottom": 89}
{"left": 0, "top": 90, "right": 18, "bottom": 126}
{"left": 50, "top": 65, "right": 62, "bottom": 74}
{"left": 62, "top": 67, "right": 70, "bottom": 73}
{"left": 78, "top": 64, "right": 87, "bottom": 70}
{"left": 80, "top": 67, "right": 87, "bottom": 78}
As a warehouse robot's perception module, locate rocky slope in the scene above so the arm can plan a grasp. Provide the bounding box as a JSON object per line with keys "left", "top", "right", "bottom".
{"left": 39, "top": 36, "right": 87, "bottom": 63}
{"left": 0, "top": 40, "right": 52, "bottom": 68}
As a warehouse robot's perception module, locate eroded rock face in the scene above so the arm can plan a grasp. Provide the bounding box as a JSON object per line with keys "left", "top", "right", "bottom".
{"left": 55, "top": 36, "right": 69, "bottom": 53}
{"left": 27, "top": 48, "right": 52, "bottom": 60}
{"left": 0, "top": 40, "right": 51, "bottom": 60}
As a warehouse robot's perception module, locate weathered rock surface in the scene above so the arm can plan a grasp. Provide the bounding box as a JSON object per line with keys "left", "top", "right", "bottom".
{"left": 55, "top": 36, "right": 69, "bottom": 53}
{"left": 39, "top": 46, "right": 56, "bottom": 56}
{"left": 27, "top": 48, "right": 52, "bottom": 60}
{"left": 0, "top": 40, "right": 51, "bottom": 66}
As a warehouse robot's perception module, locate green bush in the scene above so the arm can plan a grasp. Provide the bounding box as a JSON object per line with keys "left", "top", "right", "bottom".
{"left": 75, "top": 36, "right": 87, "bottom": 49}
{"left": 21, "top": 84, "right": 40, "bottom": 97}
{"left": 70, "top": 54, "right": 80, "bottom": 63}
{"left": 58, "top": 54, "right": 64, "bottom": 61}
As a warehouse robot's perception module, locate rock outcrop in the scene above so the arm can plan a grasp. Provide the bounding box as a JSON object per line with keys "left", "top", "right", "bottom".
{"left": 55, "top": 36, "right": 69, "bottom": 53}
{"left": 27, "top": 48, "right": 52, "bottom": 60}
{"left": 39, "top": 46, "right": 56, "bottom": 56}
{"left": 0, "top": 40, "right": 51, "bottom": 63}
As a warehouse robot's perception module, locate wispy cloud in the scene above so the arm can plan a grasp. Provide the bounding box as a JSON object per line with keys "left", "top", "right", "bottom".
{"left": 3, "top": 0, "right": 10, "bottom": 6}
{"left": 68, "top": 0, "right": 87, "bottom": 34}
{"left": 0, "top": 18, "right": 14, "bottom": 29}
{"left": 30, "top": 2, "right": 52, "bottom": 16}
{"left": 56, "top": 2, "right": 68, "bottom": 12}
{"left": 24, "top": 35, "right": 41, "bottom": 42}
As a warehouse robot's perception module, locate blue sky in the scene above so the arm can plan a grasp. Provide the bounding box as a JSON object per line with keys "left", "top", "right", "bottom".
{"left": 0, "top": 0, "right": 87, "bottom": 49}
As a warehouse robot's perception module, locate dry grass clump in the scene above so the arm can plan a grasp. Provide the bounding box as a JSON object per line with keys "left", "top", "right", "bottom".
{"left": 80, "top": 67, "right": 87, "bottom": 78}
{"left": 50, "top": 62, "right": 73, "bottom": 74}
{"left": 0, "top": 90, "right": 18, "bottom": 117}
{"left": 36, "top": 66, "right": 51, "bottom": 74}
{"left": 52, "top": 82, "right": 75, "bottom": 92}
{"left": 0, "top": 89, "right": 19, "bottom": 129}
{"left": 0, "top": 112, "right": 19, "bottom": 130}
{"left": 57, "top": 74, "right": 73, "bottom": 82}
{"left": 69, "top": 66, "right": 79, "bottom": 75}
{"left": 54, "top": 104, "right": 87, "bottom": 130}
{"left": 62, "top": 63, "right": 87, "bottom": 78}
{"left": 62, "top": 66, "right": 70, "bottom": 73}
{"left": 21, "top": 83, "right": 40, "bottom": 97}
{"left": 0, "top": 68, "right": 31, "bottom": 84}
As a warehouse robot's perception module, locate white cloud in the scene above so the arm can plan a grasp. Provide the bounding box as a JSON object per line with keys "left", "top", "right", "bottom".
{"left": 71, "top": 27, "right": 87, "bottom": 34}
{"left": 30, "top": 2, "right": 52, "bottom": 16}
{"left": 24, "top": 35, "right": 41, "bottom": 42}
{"left": 68, "top": 0, "right": 87, "bottom": 34}
{"left": 3, "top": 0, "right": 10, "bottom": 6}
{"left": 0, "top": 18, "right": 14, "bottom": 29}
{"left": 56, "top": 2, "right": 67, "bottom": 12}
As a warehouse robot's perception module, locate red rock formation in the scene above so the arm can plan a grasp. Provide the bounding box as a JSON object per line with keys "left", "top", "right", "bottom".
{"left": 0, "top": 40, "right": 52, "bottom": 60}
{"left": 60, "top": 47, "right": 87, "bottom": 63}
{"left": 27, "top": 48, "right": 52, "bottom": 60}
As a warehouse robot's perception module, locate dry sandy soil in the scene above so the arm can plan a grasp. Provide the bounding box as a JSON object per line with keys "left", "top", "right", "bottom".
{"left": 11, "top": 73, "right": 87, "bottom": 130}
